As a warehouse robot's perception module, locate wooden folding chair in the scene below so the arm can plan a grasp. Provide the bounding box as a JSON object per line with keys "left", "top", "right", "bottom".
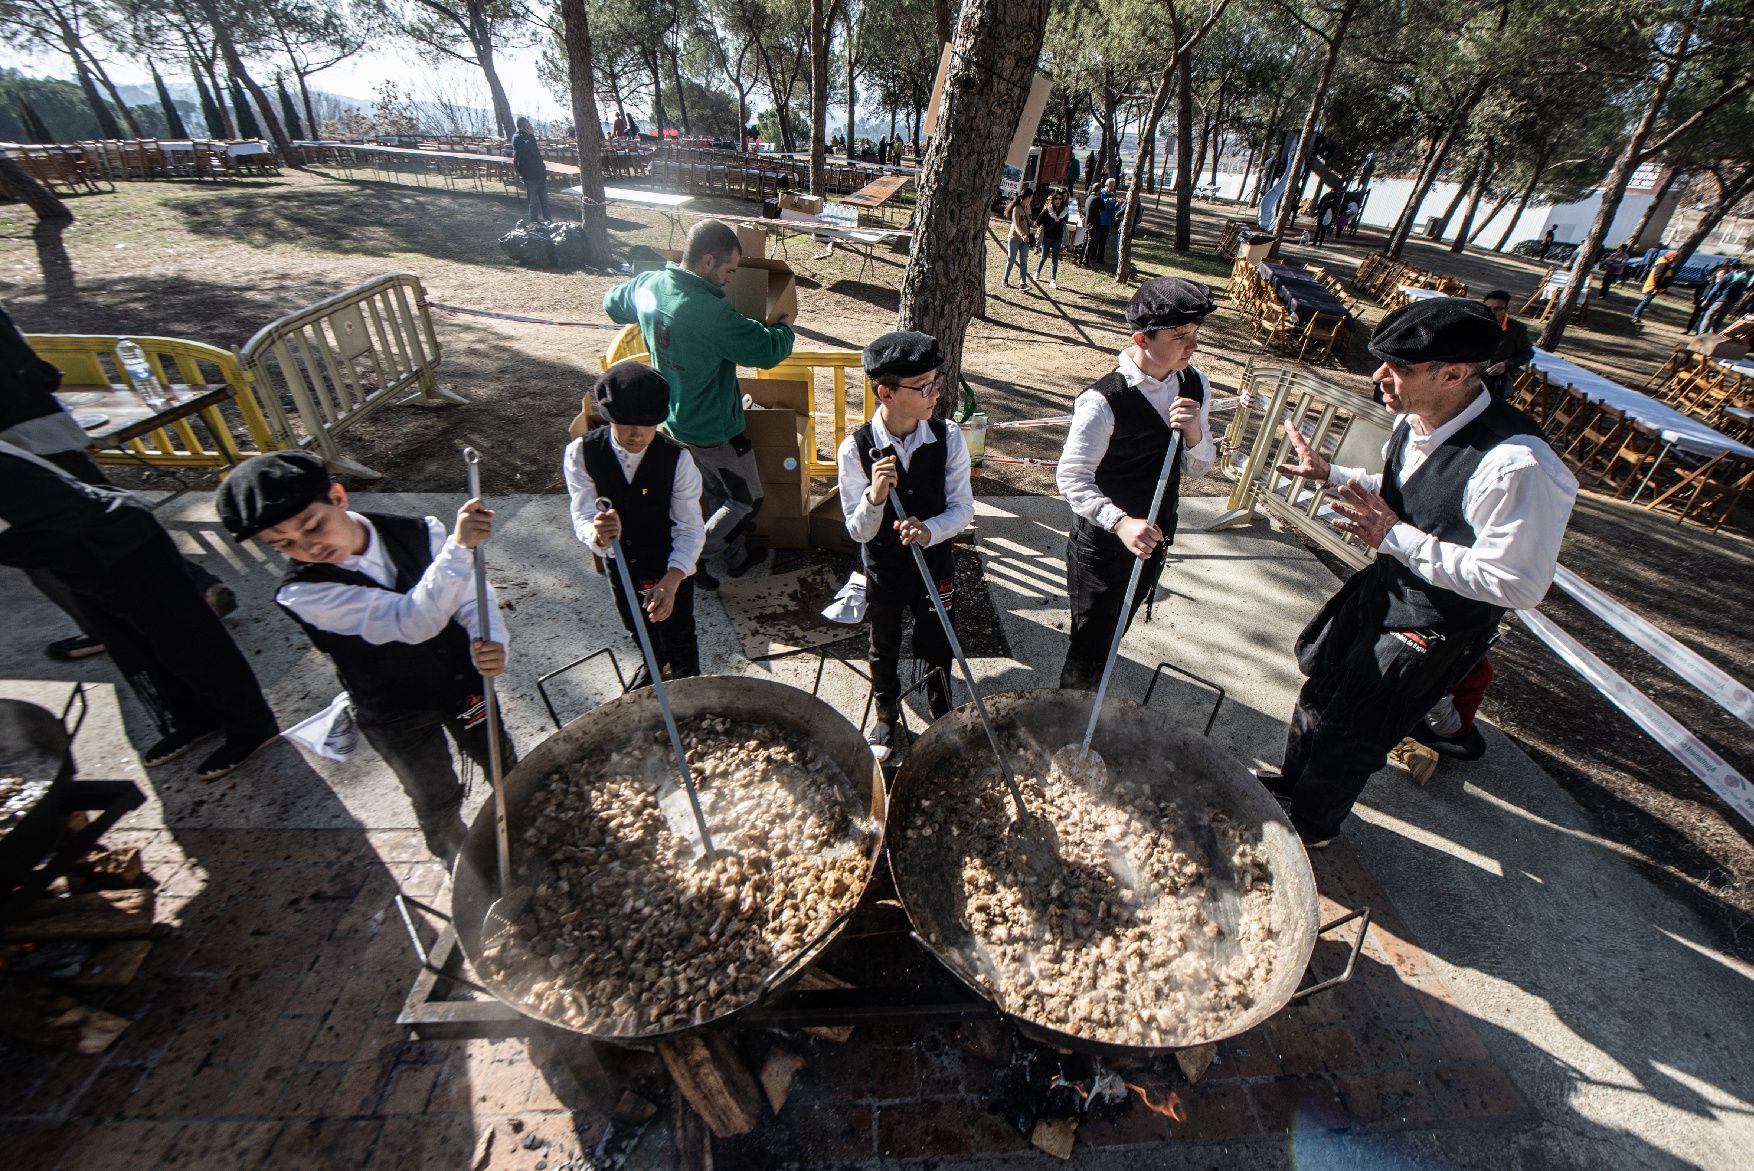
{"left": 1563, "top": 403, "right": 1628, "bottom": 477}
{"left": 1644, "top": 452, "right": 1754, "bottom": 530}
{"left": 1588, "top": 420, "right": 1666, "bottom": 499}
{"left": 1543, "top": 388, "right": 1596, "bottom": 451}
{"left": 1297, "top": 313, "right": 1347, "bottom": 363}
{"left": 1253, "top": 303, "right": 1292, "bottom": 351}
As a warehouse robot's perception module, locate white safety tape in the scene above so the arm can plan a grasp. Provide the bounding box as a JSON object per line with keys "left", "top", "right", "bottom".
{"left": 991, "top": 415, "right": 1072, "bottom": 429}
{"left": 418, "top": 300, "right": 622, "bottom": 329}
{"left": 984, "top": 455, "right": 1060, "bottom": 467}
{"left": 1551, "top": 565, "right": 1754, "bottom": 730}
{"left": 1517, "top": 608, "right": 1754, "bottom": 829}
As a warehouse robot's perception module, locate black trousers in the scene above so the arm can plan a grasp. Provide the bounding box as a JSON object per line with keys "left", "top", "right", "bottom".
{"left": 74, "top": 528, "right": 277, "bottom": 742}
{"left": 27, "top": 449, "right": 222, "bottom": 642}
{"left": 609, "top": 566, "right": 700, "bottom": 683}
{"left": 1082, "top": 223, "right": 1110, "bottom": 268}
{"left": 1060, "top": 520, "right": 1167, "bottom": 691}
{"left": 358, "top": 705, "right": 516, "bottom": 854}
{"left": 867, "top": 560, "right": 953, "bottom": 718}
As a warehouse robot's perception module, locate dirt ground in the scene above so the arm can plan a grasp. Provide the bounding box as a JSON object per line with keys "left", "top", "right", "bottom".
{"left": 4, "top": 167, "right": 1751, "bottom": 954}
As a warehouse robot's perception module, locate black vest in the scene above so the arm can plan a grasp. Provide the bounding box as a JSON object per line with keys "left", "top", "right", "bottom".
{"left": 578, "top": 429, "right": 683, "bottom": 583}
{"left": 278, "top": 511, "right": 479, "bottom": 720}
{"left": 853, "top": 419, "right": 954, "bottom": 588}
{"left": 1076, "top": 367, "right": 1204, "bottom": 543}
{"left": 1368, "top": 396, "right": 1548, "bottom": 634}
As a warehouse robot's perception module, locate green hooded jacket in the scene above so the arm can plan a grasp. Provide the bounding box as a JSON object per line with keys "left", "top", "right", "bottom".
{"left": 602, "top": 263, "right": 797, "bottom": 446}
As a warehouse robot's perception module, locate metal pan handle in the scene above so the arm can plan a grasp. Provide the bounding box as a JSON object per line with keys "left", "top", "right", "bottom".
{"left": 393, "top": 892, "right": 490, "bottom": 994}
{"left": 534, "top": 646, "right": 629, "bottom": 729}
{"left": 1289, "top": 906, "right": 1371, "bottom": 1002}
{"left": 1141, "top": 660, "right": 1226, "bottom": 736}
{"left": 59, "top": 683, "right": 89, "bottom": 740}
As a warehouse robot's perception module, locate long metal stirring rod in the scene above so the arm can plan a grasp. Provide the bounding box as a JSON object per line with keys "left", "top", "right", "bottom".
{"left": 594, "top": 498, "right": 718, "bottom": 858}
{"left": 881, "top": 484, "right": 1032, "bottom": 826}
{"left": 1080, "top": 430, "right": 1183, "bottom": 755}
{"left": 463, "top": 448, "right": 513, "bottom": 895}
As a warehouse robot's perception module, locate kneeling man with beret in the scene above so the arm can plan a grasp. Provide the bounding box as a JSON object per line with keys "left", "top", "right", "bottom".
{"left": 1056, "top": 276, "right": 1219, "bottom": 691}
{"left": 1258, "top": 297, "right": 1578, "bottom": 847}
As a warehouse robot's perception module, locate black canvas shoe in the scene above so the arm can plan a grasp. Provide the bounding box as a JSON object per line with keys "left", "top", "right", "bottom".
{"left": 46, "top": 635, "right": 107, "bottom": 660}
{"left": 1410, "top": 722, "right": 1488, "bottom": 761}
{"left": 195, "top": 730, "right": 276, "bottom": 781}
{"left": 143, "top": 726, "right": 219, "bottom": 767}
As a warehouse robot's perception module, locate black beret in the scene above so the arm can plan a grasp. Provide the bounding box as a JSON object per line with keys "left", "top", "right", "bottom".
{"left": 1126, "top": 277, "right": 1217, "bottom": 333}
{"left": 862, "top": 330, "right": 942, "bottom": 380}
{"left": 216, "top": 451, "right": 331, "bottom": 542}
{"left": 1368, "top": 297, "right": 1500, "bottom": 365}
{"left": 592, "top": 360, "right": 671, "bottom": 426}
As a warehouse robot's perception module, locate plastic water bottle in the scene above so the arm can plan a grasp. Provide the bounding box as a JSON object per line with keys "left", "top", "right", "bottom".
{"left": 116, "top": 340, "right": 167, "bottom": 409}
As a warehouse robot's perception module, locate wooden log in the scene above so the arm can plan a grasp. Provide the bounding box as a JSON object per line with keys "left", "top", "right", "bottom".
{"left": 1175, "top": 1042, "right": 1217, "bottom": 1085}
{"left": 797, "top": 969, "right": 854, "bottom": 1043}
{"left": 657, "top": 1032, "right": 762, "bottom": 1138}
{"left": 0, "top": 889, "right": 153, "bottom": 941}
{"left": 1029, "top": 1116, "right": 1077, "bottom": 1159}
{"left": 71, "top": 940, "right": 152, "bottom": 989}
{"left": 759, "top": 1049, "right": 806, "bottom": 1114}
{"left": 671, "top": 1083, "right": 715, "bottom": 1171}
{"left": 79, "top": 846, "right": 143, "bottom": 886}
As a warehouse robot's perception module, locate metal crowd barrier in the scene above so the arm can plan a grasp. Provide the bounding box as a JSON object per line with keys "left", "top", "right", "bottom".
{"left": 240, "top": 273, "right": 463, "bottom": 478}
{"left": 1206, "top": 358, "right": 1393, "bottom": 569}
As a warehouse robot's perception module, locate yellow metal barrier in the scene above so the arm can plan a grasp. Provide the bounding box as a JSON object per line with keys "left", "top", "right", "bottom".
{"left": 599, "top": 328, "right": 866, "bottom": 478}
{"left": 27, "top": 334, "right": 286, "bottom": 471}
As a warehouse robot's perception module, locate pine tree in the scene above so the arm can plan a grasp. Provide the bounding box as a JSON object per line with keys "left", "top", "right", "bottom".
{"left": 192, "top": 63, "right": 225, "bottom": 138}
{"left": 152, "top": 66, "right": 189, "bottom": 138}
{"left": 229, "top": 77, "right": 262, "bottom": 139}
{"left": 277, "top": 78, "right": 304, "bottom": 139}
{"left": 18, "top": 98, "right": 55, "bottom": 143}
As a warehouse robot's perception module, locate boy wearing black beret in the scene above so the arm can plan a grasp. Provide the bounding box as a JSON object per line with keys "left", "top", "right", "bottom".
{"left": 1056, "top": 276, "right": 1218, "bottom": 690}
{"left": 217, "top": 452, "right": 512, "bottom": 862}
{"left": 562, "top": 361, "right": 705, "bottom": 687}
{"left": 837, "top": 331, "right": 974, "bottom": 757}
{"left": 1260, "top": 296, "right": 1577, "bottom": 847}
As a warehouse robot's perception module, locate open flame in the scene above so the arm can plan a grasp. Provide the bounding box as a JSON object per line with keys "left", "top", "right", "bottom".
{"left": 1123, "top": 1080, "right": 1186, "bottom": 1123}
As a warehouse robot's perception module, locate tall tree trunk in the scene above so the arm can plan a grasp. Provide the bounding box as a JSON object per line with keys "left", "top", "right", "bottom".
{"left": 845, "top": 32, "right": 857, "bottom": 147}
{"left": 1450, "top": 142, "right": 1494, "bottom": 252}
{"left": 1625, "top": 157, "right": 1684, "bottom": 249}
{"left": 152, "top": 66, "right": 189, "bottom": 138}
{"left": 296, "top": 70, "right": 320, "bottom": 141}
{"left": 190, "top": 59, "right": 226, "bottom": 138}
{"left": 201, "top": 2, "right": 294, "bottom": 156}
{"left": 1430, "top": 152, "right": 1480, "bottom": 240}
{"left": 561, "top": 0, "right": 613, "bottom": 266}
{"left": 1469, "top": 186, "right": 1513, "bottom": 244}
{"left": 76, "top": 37, "right": 143, "bottom": 137}
{"left": 1272, "top": 0, "right": 1358, "bottom": 249}
{"left": 0, "top": 155, "right": 72, "bottom": 219}
{"left": 63, "top": 32, "right": 121, "bottom": 138}
{"left": 668, "top": 45, "right": 690, "bottom": 135}
{"left": 1173, "top": 48, "right": 1195, "bottom": 252}
{"left": 468, "top": 4, "right": 517, "bottom": 137}
{"left": 1667, "top": 165, "right": 1754, "bottom": 268}
{"left": 898, "top": 0, "right": 1051, "bottom": 396}
{"left": 932, "top": 0, "right": 951, "bottom": 43}
{"left": 1384, "top": 134, "right": 1442, "bottom": 254}
{"left": 647, "top": 52, "right": 668, "bottom": 133}
{"left": 1494, "top": 144, "right": 1549, "bottom": 252}
{"left": 1115, "top": 57, "right": 1177, "bottom": 280}
{"left": 1189, "top": 106, "right": 1210, "bottom": 192}
{"left": 196, "top": 51, "right": 237, "bottom": 138}
{"left": 808, "top": 0, "right": 832, "bottom": 195}
{"left": 1237, "top": 140, "right": 1256, "bottom": 205}
{"left": 1383, "top": 84, "right": 1486, "bottom": 259}
{"left": 1538, "top": 2, "right": 1707, "bottom": 351}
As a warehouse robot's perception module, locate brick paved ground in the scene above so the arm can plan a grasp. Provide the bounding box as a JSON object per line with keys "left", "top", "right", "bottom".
{"left": 3, "top": 822, "right": 1534, "bottom": 1169}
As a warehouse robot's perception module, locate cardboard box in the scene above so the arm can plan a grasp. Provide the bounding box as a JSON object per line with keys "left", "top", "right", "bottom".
{"left": 751, "top": 515, "right": 810, "bottom": 550}
{"left": 740, "top": 376, "right": 811, "bottom": 415}
{"left": 735, "top": 222, "right": 766, "bottom": 261}
{"left": 809, "top": 492, "right": 856, "bottom": 554}
{"left": 761, "top": 480, "right": 809, "bottom": 517}
{"left": 745, "top": 409, "right": 807, "bottom": 472}
{"left": 779, "top": 191, "right": 824, "bottom": 216}
{"left": 648, "top": 250, "right": 798, "bottom": 326}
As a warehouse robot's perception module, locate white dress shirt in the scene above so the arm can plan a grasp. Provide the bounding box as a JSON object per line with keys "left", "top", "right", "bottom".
{"left": 562, "top": 433, "right": 705, "bottom": 575}
{"left": 1057, "top": 351, "right": 1217, "bottom": 532}
{"left": 836, "top": 412, "right": 974, "bottom": 546}
{"left": 276, "top": 513, "right": 509, "bottom": 651}
{"left": 1328, "top": 388, "right": 1578, "bottom": 611}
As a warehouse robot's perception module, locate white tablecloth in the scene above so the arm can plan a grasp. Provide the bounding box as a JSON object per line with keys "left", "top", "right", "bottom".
{"left": 1399, "top": 286, "right": 1752, "bottom": 458}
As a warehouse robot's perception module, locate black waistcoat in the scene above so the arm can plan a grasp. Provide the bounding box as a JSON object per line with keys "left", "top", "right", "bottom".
{"left": 579, "top": 429, "right": 683, "bottom": 582}
{"left": 1367, "top": 396, "right": 1547, "bottom": 634}
{"left": 853, "top": 419, "right": 954, "bottom": 589}
{"left": 278, "top": 512, "right": 479, "bottom": 720}
{"left": 1076, "top": 366, "right": 1204, "bottom": 543}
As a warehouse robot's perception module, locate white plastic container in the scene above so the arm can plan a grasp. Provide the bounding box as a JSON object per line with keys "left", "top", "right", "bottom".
{"left": 115, "top": 340, "right": 168, "bottom": 409}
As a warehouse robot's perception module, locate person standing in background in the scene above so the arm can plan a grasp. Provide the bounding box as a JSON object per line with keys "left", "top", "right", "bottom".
{"left": 511, "top": 117, "right": 549, "bottom": 223}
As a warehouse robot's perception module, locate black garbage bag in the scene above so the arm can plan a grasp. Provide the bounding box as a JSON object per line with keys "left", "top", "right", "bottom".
{"left": 498, "top": 221, "right": 557, "bottom": 268}
{"left": 549, "top": 221, "right": 593, "bottom": 269}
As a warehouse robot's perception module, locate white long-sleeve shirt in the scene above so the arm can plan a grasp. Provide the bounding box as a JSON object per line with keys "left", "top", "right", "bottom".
{"left": 561, "top": 433, "right": 705, "bottom": 575}
{"left": 276, "top": 513, "right": 509, "bottom": 652}
{"left": 1328, "top": 389, "right": 1578, "bottom": 611}
{"left": 836, "top": 412, "right": 974, "bottom": 546}
{"left": 1057, "top": 351, "right": 1217, "bottom": 532}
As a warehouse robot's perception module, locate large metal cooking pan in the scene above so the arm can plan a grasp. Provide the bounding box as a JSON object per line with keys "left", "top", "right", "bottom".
{"left": 888, "top": 689, "right": 1322, "bottom": 1058}
{"left": 452, "top": 676, "right": 886, "bottom": 1040}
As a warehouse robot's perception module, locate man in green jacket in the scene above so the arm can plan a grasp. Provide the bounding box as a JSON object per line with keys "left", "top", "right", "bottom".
{"left": 604, "top": 219, "right": 796, "bottom": 585}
